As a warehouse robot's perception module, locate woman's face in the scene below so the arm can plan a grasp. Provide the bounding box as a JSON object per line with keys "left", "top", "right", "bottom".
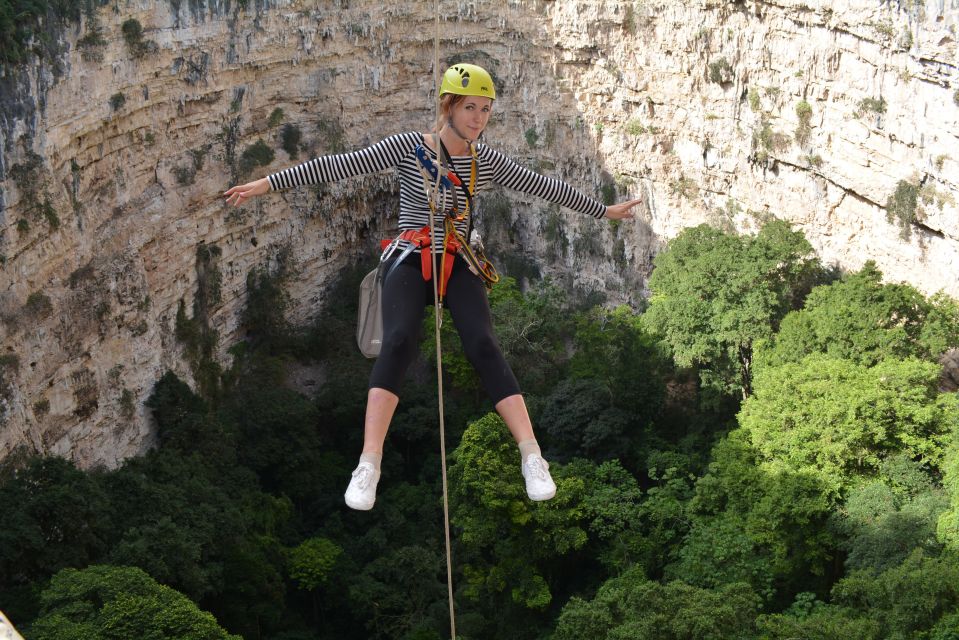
{"left": 449, "top": 96, "right": 493, "bottom": 139}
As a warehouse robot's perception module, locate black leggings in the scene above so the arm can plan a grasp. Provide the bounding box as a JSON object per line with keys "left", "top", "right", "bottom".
{"left": 369, "top": 252, "right": 521, "bottom": 405}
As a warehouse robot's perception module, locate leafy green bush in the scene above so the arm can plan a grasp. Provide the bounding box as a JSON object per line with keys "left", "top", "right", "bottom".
{"left": 795, "top": 100, "right": 812, "bottom": 145}
{"left": 28, "top": 565, "right": 241, "bottom": 640}
{"left": 121, "top": 17, "right": 157, "bottom": 59}
{"left": 856, "top": 96, "right": 887, "bottom": 118}
{"left": 708, "top": 57, "right": 733, "bottom": 84}
{"left": 238, "top": 139, "right": 275, "bottom": 176}
{"left": 886, "top": 179, "right": 919, "bottom": 239}
{"left": 280, "top": 123, "right": 301, "bottom": 159}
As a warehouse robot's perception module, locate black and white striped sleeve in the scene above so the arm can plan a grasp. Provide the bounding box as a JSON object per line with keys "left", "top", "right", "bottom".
{"left": 267, "top": 132, "right": 421, "bottom": 190}
{"left": 479, "top": 146, "right": 607, "bottom": 219}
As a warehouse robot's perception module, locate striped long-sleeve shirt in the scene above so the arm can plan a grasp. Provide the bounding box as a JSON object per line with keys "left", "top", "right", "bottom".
{"left": 267, "top": 131, "right": 607, "bottom": 245}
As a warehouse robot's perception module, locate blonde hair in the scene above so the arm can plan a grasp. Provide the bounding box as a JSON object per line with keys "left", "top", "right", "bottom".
{"left": 433, "top": 93, "right": 466, "bottom": 132}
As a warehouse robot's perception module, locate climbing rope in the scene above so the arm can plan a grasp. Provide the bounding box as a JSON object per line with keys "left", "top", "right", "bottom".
{"left": 430, "top": 2, "right": 458, "bottom": 638}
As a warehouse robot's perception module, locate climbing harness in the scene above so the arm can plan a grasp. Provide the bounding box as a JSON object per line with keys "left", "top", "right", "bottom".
{"left": 378, "top": 136, "right": 499, "bottom": 298}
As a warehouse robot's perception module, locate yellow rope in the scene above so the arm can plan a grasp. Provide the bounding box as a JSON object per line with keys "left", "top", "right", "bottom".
{"left": 431, "top": 3, "right": 458, "bottom": 638}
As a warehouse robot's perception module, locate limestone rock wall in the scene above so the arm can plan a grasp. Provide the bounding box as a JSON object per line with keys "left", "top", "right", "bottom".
{"left": 0, "top": 0, "right": 956, "bottom": 467}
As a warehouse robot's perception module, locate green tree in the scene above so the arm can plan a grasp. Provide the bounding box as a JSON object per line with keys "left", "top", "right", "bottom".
{"left": 758, "top": 262, "right": 959, "bottom": 369}
{"left": 287, "top": 537, "right": 343, "bottom": 592}
{"left": 832, "top": 549, "right": 959, "bottom": 639}
{"left": 644, "top": 221, "right": 821, "bottom": 398}
{"left": 551, "top": 567, "right": 760, "bottom": 640}
{"left": 346, "top": 545, "right": 447, "bottom": 640}
{"left": 448, "top": 413, "right": 590, "bottom": 612}
{"left": 538, "top": 378, "right": 634, "bottom": 462}
{"left": 28, "top": 565, "right": 240, "bottom": 640}
{"left": 938, "top": 421, "right": 959, "bottom": 551}
{"left": 755, "top": 593, "right": 880, "bottom": 639}
{"left": 568, "top": 305, "right": 668, "bottom": 424}
{"left": 739, "top": 355, "right": 957, "bottom": 495}
{"left": 145, "top": 372, "right": 235, "bottom": 462}
{"left": 831, "top": 460, "right": 949, "bottom": 572}
{"left": 671, "top": 429, "right": 835, "bottom": 600}
{"left": 0, "top": 457, "right": 113, "bottom": 621}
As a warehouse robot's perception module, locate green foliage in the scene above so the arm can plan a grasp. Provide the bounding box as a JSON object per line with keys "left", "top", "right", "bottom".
{"left": 449, "top": 413, "right": 589, "bottom": 610}
{"left": 77, "top": 26, "right": 106, "bottom": 61}
{"left": 287, "top": 537, "right": 342, "bottom": 592}
{"left": 856, "top": 96, "right": 887, "bottom": 119}
{"left": 28, "top": 565, "right": 241, "bottom": 640}
{"left": 33, "top": 397, "right": 50, "bottom": 416}
{"left": 109, "top": 92, "right": 126, "bottom": 111}
{"left": 939, "top": 423, "right": 959, "bottom": 551}
{"left": 795, "top": 100, "right": 812, "bottom": 145}
{"left": 568, "top": 305, "right": 667, "bottom": 424}
{"left": 173, "top": 148, "right": 207, "bottom": 187}
{"left": 675, "top": 430, "right": 835, "bottom": 599}
{"left": 0, "top": 0, "right": 91, "bottom": 64}
{"left": 644, "top": 221, "right": 821, "bottom": 397}
{"left": 756, "top": 598, "right": 881, "bottom": 639}
{"left": 954, "top": 88, "right": 959, "bottom": 107}
{"left": 524, "top": 127, "right": 539, "bottom": 147}
{"left": 600, "top": 182, "right": 617, "bottom": 206}
{"left": 753, "top": 118, "right": 791, "bottom": 161}
{"left": 669, "top": 176, "right": 698, "bottom": 199}
{"left": 238, "top": 139, "right": 275, "bottom": 177}
{"left": 242, "top": 259, "right": 291, "bottom": 352}
{"left": 316, "top": 118, "right": 346, "bottom": 153}
{"left": 145, "top": 372, "right": 228, "bottom": 457}
{"left": 120, "top": 18, "right": 148, "bottom": 58}
{"left": 748, "top": 87, "right": 760, "bottom": 111}
{"left": 346, "top": 545, "right": 447, "bottom": 640}
{"left": 0, "top": 457, "right": 113, "bottom": 610}
{"left": 221, "top": 370, "right": 324, "bottom": 503}
{"left": 831, "top": 468, "right": 948, "bottom": 572}
{"left": 268, "top": 108, "right": 285, "bottom": 127}
{"left": 886, "top": 179, "right": 920, "bottom": 239}
{"left": 539, "top": 378, "right": 633, "bottom": 462}
{"left": 739, "top": 355, "right": 955, "bottom": 495}
{"left": 832, "top": 549, "right": 959, "bottom": 639}
{"left": 119, "top": 388, "right": 135, "bottom": 419}
{"left": 280, "top": 123, "right": 301, "bottom": 159}
{"left": 552, "top": 567, "right": 760, "bottom": 640}
{"left": 708, "top": 57, "right": 733, "bottom": 84}
{"left": 625, "top": 119, "right": 646, "bottom": 135}
{"left": 542, "top": 211, "right": 568, "bottom": 260}
{"left": 174, "top": 244, "right": 224, "bottom": 400}
{"left": 758, "top": 262, "right": 959, "bottom": 368}
{"left": 6, "top": 231, "right": 959, "bottom": 640}
{"left": 670, "top": 510, "right": 777, "bottom": 596}
{"left": 24, "top": 291, "right": 53, "bottom": 319}
{"left": 9, "top": 151, "right": 59, "bottom": 231}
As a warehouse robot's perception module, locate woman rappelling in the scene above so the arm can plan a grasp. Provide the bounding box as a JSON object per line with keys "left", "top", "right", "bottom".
{"left": 224, "top": 63, "right": 641, "bottom": 511}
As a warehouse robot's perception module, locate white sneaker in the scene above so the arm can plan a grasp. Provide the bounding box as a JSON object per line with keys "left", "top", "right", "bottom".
{"left": 522, "top": 454, "right": 556, "bottom": 501}
{"left": 344, "top": 462, "right": 380, "bottom": 510}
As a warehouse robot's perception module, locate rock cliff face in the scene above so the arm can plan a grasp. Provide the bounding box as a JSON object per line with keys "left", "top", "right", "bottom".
{"left": 1, "top": 0, "right": 957, "bottom": 467}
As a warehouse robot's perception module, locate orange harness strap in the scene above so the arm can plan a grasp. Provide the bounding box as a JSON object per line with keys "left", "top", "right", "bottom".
{"left": 380, "top": 225, "right": 462, "bottom": 298}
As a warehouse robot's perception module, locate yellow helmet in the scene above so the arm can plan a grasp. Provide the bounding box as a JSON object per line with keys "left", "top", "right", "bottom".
{"left": 440, "top": 63, "right": 496, "bottom": 100}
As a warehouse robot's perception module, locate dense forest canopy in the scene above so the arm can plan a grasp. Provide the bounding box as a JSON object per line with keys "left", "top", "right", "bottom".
{"left": 2, "top": 221, "right": 959, "bottom": 639}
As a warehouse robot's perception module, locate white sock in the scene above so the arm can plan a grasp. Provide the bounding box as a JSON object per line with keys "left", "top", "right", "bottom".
{"left": 518, "top": 439, "right": 541, "bottom": 465}
{"left": 359, "top": 452, "right": 382, "bottom": 472}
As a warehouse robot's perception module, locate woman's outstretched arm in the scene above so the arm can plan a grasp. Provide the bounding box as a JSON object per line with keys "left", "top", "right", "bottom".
{"left": 224, "top": 177, "right": 270, "bottom": 206}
